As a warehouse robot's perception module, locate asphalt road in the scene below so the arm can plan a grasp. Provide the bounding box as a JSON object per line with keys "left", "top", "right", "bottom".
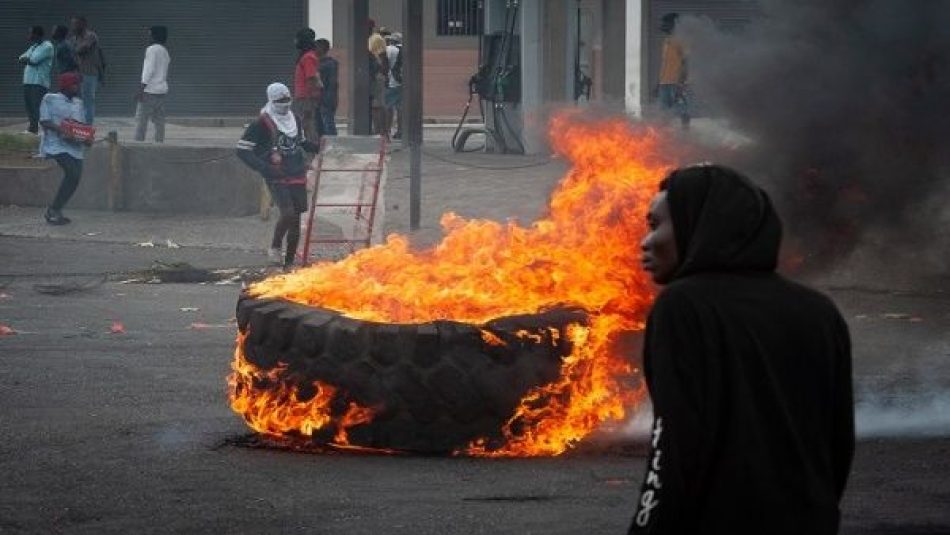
{"left": 1, "top": 236, "right": 949, "bottom": 534}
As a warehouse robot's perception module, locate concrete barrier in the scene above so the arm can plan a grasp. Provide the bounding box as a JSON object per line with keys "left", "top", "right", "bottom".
{"left": 0, "top": 142, "right": 263, "bottom": 216}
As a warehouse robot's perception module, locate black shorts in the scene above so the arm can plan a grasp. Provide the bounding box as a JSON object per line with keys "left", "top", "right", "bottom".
{"left": 267, "top": 182, "right": 308, "bottom": 216}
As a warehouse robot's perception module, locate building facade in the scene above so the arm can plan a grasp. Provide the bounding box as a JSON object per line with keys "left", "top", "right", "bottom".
{"left": 0, "top": 0, "right": 757, "bottom": 119}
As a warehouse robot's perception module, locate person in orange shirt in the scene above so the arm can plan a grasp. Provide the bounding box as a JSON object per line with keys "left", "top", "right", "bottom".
{"left": 656, "top": 13, "right": 689, "bottom": 128}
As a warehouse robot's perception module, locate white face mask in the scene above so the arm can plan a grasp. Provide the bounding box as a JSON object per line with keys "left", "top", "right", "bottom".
{"left": 272, "top": 101, "right": 291, "bottom": 115}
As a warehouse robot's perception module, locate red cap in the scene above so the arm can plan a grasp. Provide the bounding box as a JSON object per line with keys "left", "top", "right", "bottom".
{"left": 59, "top": 72, "right": 81, "bottom": 91}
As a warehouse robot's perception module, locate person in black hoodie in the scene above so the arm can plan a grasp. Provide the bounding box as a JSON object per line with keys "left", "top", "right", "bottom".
{"left": 315, "top": 38, "right": 338, "bottom": 136}
{"left": 630, "top": 164, "right": 854, "bottom": 534}
{"left": 236, "top": 82, "right": 319, "bottom": 271}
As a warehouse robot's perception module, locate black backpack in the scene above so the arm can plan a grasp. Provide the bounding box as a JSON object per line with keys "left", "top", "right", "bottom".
{"left": 391, "top": 45, "right": 403, "bottom": 84}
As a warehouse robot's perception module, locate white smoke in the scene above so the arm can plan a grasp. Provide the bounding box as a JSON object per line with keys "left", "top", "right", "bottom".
{"left": 616, "top": 390, "right": 950, "bottom": 441}
{"left": 856, "top": 392, "right": 950, "bottom": 438}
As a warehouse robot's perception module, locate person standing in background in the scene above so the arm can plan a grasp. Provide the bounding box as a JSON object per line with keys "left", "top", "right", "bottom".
{"left": 67, "top": 15, "right": 103, "bottom": 124}
{"left": 384, "top": 32, "right": 403, "bottom": 140}
{"left": 293, "top": 28, "right": 322, "bottom": 143}
{"left": 18, "top": 26, "right": 54, "bottom": 135}
{"left": 39, "top": 72, "right": 91, "bottom": 225}
{"left": 49, "top": 25, "right": 76, "bottom": 91}
{"left": 367, "top": 33, "right": 389, "bottom": 138}
{"left": 656, "top": 13, "right": 689, "bottom": 128}
{"left": 135, "top": 26, "right": 170, "bottom": 143}
{"left": 315, "top": 38, "right": 339, "bottom": 136}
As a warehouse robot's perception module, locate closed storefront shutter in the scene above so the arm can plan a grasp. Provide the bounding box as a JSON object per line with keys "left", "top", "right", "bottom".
{"left": 0, "top": 0, "right": 305, "bottom": 116}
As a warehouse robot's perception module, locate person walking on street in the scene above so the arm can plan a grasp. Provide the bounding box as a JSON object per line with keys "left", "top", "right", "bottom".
{"left": 49, "top": 25, "right": 77, "bottom": 90}
{"left": 236, "top": 83, "right": 319, "bottom": 271}
{"left": 39, "top": 72, "right": 91, "bottom": 225}
{"left": 135, "top": 26, "right": 170, "bottom": 143}
{"left": 67, "top": 15, "right": 104, "bottom": 125}
{"left": 293, "top": 28, "right": 322, "bottom": 144}
{"left": 18, "top": 26, "right": 54, "bottom": 135}
{"left": 384, "top": 32, "right": 403, "bottom": 140}
{"left": 630, "top": 164, "right": 854, "bottom": 534}
{"left": 315, "top": 38, "right": 338, "bottom": 136}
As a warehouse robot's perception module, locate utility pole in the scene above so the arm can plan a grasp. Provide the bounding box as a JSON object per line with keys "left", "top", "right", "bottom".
{"left": 348, "top": 0, "right": 371, "bottom": 135}
{"left": 403, "top": 0, "right": 423, "bottom": 230}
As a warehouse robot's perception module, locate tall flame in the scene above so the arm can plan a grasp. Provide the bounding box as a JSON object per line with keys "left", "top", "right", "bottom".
{"left": 230, "top": 114, "right": 674, "bottom": 456}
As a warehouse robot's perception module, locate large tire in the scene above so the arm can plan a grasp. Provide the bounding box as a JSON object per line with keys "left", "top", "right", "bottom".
{"left": 234, "top": 294, "right": 585, "bottom": 453}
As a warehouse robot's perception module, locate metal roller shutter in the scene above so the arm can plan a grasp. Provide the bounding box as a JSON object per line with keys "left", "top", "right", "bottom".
{"left": 0, "top": 0, "right": 305, "bottom": 116}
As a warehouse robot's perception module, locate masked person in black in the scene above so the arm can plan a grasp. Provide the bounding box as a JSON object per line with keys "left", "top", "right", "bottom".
{"left": 631, "top": 164, "right": 854, "bottom": 534}
{"left": 236, "top": 82, "right": 318, "bottom": 271}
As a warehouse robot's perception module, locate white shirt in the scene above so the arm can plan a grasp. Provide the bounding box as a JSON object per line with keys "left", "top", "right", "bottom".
{"left": 386, "top": 45, "right": 401, "bottom": 88}
{"left": 141, "top": 44, "right": 170, "bottom": 94}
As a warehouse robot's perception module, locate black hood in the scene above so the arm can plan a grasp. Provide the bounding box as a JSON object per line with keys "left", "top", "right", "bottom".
{"left": 664, "top": 164, "right": 782, "bottom": 280}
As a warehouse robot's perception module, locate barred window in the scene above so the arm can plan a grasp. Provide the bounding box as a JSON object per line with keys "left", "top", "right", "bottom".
{"left": 437, "top": 0, "right": 483, "bottom": 36}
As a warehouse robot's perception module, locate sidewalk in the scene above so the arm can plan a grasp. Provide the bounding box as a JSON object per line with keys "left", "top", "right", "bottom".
{"left": 0, "top": 117, "right": 475, "bottom": 148}
{"left": 0, "top": 138, "right": 566, "bottom": 253}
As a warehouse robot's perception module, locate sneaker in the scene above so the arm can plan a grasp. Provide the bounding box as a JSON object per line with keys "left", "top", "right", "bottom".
{"left": 267, "top": 247, "right": 282, "bottom": 265}
{"left": 44, "top": 208, "right": 70, "bottom": 226}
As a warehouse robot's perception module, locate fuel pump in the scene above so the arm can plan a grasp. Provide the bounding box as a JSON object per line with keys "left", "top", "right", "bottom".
{"left": 452, "top": 0, "right": 525, "bottom": 154}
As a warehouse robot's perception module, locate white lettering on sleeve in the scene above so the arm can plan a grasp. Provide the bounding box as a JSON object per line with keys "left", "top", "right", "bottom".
{"left": 635, "top": 417, "right": 664, "bottom": 528}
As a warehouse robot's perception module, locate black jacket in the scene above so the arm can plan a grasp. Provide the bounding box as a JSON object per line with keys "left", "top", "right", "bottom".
{"left": 318, "top": 56, "right": 339, "bottom": 110}
{"left": 630, "top": 167, "right": 854, "bottom": 534}
{"left": 235, "top": 113, "right": 318, "bottom": 182}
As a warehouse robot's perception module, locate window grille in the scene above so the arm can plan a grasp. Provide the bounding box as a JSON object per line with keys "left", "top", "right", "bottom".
{"left": 437, "top": 0, "right": 483, "bottom": 36}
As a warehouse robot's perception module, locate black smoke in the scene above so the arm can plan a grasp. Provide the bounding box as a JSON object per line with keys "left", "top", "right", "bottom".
{"left": 677, "top": 0, "right": 950, "bottom": 270}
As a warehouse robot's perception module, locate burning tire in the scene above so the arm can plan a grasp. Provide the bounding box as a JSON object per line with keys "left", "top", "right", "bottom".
{"left": 233, "top": 294, "right": 585, "bottom": 454}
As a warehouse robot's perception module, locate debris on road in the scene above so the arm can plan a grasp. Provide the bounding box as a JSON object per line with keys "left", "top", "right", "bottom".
{"left": 882, "top": 313, "right": 911, "bottom": 320}
{"left": 137, "top": 262, "right": 215, "bottom": 283}
{"left": 165, "top": 239, "right": 181, "bottom": 249}
{"left": 188, "top": 322, "right": 230, "bottom": 330}
{"left": 137, "top": 241, "right": 156, "bottom": 247}
{"left": 33, "top": 275, "right": 106, "bottom": 295}
{"left": 881, "top": 313, "right": 923, "bottom": 322}
{"left": 180, "top": 307, "right": 200, "bottom": 312}
{"left": 110, "top": 321, "right": 126, "bottom": 334}
{"left": 0, "top": 324, "right": 16, "bottom": 336}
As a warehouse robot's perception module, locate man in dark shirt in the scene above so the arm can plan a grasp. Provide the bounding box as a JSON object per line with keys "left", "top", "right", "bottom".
{"left": 315, "top": 38, "right": 339, "bottom": 136}
{"left": 236, "top": 83, "right": 319, "bottom": 271}
{"left": 50, "top": 25, "right": 77, "bottom": 87}
{"left": 67, "top": 15, "right": 103, "bottom": 124}
{"left": 631, "top": 164, "right": 854, "bottom": 534}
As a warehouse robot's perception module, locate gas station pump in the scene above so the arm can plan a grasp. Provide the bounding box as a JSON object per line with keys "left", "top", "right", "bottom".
{"left": 452, "top": 0, "right": 524, "bottom": 154}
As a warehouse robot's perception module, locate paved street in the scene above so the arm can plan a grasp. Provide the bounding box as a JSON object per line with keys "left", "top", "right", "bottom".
{"left": 2, "top": 130, "right": 949, "bottom": 534}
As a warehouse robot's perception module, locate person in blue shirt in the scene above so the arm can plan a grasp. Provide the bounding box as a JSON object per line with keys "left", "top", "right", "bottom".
{"left": 18, "top": 26, "right": 54, "bottom": 134}
{"left": 39, "top": 72, "right": 91, "bottom": 225}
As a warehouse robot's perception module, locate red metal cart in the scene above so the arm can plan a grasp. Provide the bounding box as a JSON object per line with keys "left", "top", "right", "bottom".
{"left": 300, "top": 136, "right": 388, "bottom": 264}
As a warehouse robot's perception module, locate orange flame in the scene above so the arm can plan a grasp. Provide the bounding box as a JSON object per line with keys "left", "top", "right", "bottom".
{"left": 230, "top": 114, "right": 673, "bottom": 456}
{"left": 228, "top": 331, "right": 376, "bottom": 445}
